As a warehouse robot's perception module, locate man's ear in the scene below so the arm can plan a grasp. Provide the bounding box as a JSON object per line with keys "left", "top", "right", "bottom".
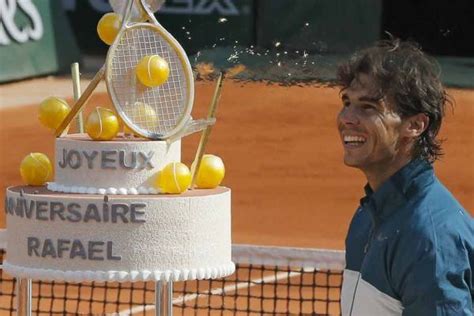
{"left": 402, "top": 113, "right": 429, "bottom": 138}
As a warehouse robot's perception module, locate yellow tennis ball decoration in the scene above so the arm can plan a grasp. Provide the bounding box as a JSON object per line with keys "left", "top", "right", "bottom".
{"left": 20, "top": 153, "right": 53, "bottom": 186}
{"left": 192, "top": 154, "right": 225, "bottom": 189}
{"left": 156, "top": 162, "right": 192, "bottom": 194}
{"left": 136, "top": 55, "right": 170, "bottom": 87}
{"left": 85, "top": 107, "right": 120, "bottom": 141}
{"left": 129, "top": 102, "right": 159, "bottom": 131}
{"left": 123, "top": 124, "right": 140, "bottom": 137}
{"left": 97, "top": 12, "right": 121, "bottom": 45}
{"left": 119, "top": 116, "right": 140, "bottom": 137}
{"left": 38, "top": 97, "right": 71, "bottom": 130}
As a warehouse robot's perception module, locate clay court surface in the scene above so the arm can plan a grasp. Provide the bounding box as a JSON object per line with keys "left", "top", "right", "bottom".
{"left": 0, "top": 79, "right": 473, "bottom": 250}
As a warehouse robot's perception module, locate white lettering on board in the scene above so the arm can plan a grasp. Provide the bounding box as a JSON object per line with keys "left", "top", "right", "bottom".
{"left": 0, "top": 0, "right": 43, "bottom": 45}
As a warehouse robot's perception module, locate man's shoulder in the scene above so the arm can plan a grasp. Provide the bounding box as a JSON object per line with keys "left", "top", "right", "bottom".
{"left": 393, "top": 181, "right": 473, "bottom": 256}
{"left": 405, "top": 177, "right": 471, "bottom": 234}
{"left": 423, "top": 177, "right": 466, "bottom": 209}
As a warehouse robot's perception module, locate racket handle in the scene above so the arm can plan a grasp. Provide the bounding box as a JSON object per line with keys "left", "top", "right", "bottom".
{"left": 71, "top": 62, "right": 83, "bottom": 133}
{"left": 166, "top": 118, "right": 216, "bottom": 144}
{"left": 55, "top": 66, "right": 106, "bottom": 137}
{"left": 190, "top": 72, "right": 224, "bottom": 188}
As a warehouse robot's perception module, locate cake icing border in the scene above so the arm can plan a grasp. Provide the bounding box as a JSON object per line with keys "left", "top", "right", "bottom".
{"left": 3, "top": 261, "right": 235, "bottom": 283}
{"left": 47, "top": 182, "right": 160, "bottom": 195}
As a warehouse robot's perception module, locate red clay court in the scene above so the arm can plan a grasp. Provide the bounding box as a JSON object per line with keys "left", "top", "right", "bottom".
{"left": 1, "top": 81, "right": 472, "bottom": 249}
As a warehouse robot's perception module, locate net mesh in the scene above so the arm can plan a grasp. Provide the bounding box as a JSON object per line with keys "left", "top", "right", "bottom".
{"left": 0, "top": 245, "right": 344, "bottom": 315}
{"left": 107, "top": 25, "right": 190, "bottom": 138}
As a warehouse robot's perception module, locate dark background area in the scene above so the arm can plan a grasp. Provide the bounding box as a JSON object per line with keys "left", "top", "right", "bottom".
{"left": 382, "top": 0, "right": 474, "bottom": 56}
{"left": 2, "top": 0, "right": 472, "bottom": 84}
{"left": 63, "top": 0, "right": 474, "bottom": 57}
{"left": 64, "top": 0, "right": 255, "bottom": 55}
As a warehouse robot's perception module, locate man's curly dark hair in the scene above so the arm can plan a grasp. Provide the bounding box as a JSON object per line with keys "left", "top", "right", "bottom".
{"left": 336, "top": 38, "right": 452, "bottom": 163}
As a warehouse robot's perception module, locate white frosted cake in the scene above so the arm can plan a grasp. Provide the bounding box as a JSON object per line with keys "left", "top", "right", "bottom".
{"left": 4, "top": 134, "right": 233, "bottom": 282}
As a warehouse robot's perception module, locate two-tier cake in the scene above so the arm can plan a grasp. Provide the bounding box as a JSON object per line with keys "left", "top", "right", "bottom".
{"left": 4, "top": 0, "right": 233, "bottom": 284}
{"left": 4, "top": 134, "right": 233, "bottom": 282}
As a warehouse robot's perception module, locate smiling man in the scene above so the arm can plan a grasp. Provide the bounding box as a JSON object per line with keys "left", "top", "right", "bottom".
{"left": 337, "top": 39, "right": 473, "bottom": 315}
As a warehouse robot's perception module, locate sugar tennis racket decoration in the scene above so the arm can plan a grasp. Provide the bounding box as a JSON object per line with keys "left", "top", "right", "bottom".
{"left": 55, "top": 0, "right": 165, "bottom": 137}
{"left": 105, "top": 0, "right": 195, "bottom": 139}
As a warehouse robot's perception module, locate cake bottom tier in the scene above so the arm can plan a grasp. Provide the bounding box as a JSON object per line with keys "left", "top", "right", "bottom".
{"left": 4, "top": 186, "right": 233, "bottom": 282}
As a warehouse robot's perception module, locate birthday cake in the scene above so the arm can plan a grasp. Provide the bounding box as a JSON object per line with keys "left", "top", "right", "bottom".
{"left": 4, "top": 135, "right": 233, "bottom": 282}
{"left": 4, "top": 0, "right": 233, "bottom": 284}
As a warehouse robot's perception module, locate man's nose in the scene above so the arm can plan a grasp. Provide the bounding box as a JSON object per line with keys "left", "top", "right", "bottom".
{"left": 339, "top": 106, "right": 359, "bottom": 126}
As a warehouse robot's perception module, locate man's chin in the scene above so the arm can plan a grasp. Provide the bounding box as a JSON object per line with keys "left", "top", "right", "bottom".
{"left": 343, "top": 155, "right": 363, "bottom": 169}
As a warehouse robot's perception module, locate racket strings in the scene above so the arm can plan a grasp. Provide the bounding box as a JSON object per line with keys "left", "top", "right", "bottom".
{"left": 109, "top": 26, "right": 188, "bottom": 135}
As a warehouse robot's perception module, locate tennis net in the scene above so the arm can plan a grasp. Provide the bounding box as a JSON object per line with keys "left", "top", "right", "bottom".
{"left": 0, "top": 244, "right": 345, "bottom": 315}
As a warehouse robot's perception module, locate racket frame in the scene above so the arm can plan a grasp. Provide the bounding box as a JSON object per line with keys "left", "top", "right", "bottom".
{"left": 105, "top": 0, "right": 194, "bottom": 140}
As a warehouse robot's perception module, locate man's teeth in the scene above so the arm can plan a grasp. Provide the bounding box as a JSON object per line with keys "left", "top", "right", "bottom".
{"left": 344, "top": 136, "right": 366, "bottom": 143}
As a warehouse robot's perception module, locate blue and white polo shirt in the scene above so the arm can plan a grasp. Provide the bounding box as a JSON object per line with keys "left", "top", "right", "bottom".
{"left": 341, "top": 159, "right": 473, "bottom": 315}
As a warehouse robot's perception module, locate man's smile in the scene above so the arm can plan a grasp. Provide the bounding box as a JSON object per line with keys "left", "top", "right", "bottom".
{"left": 341, "top": 133, "right": 367, "bottom": 149}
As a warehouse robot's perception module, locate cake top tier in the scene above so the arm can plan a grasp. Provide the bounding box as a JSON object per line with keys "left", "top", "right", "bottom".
{"left": 49, "top": 133, "right": 181, "bottom": 195}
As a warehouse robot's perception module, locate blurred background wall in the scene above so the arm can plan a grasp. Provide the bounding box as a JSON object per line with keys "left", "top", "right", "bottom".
{"left": 1, "top": 0, "right": 473, "bottom": 83}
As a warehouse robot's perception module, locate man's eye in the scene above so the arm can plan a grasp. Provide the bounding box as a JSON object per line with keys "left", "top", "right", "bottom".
{"left": 362, "top": 104, "right": 375, "bottom": 110}
{"left": 343, "top": 102, "right": 350, "bottom": 107}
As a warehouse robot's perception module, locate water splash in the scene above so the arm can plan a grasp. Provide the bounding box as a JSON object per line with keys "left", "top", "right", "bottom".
{"left": 188, "top": 18, "right": 334, "bottom": 86}
{"left": 194, "top": 51, "right": 201, "bottom": 63}
{"left": 227, "top": 53, "right": 239, "bottom": 62}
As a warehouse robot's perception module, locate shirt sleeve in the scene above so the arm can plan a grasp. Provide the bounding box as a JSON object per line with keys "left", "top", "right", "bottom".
{"left": 391, "top": 224, "right": 473, "bottom": 315}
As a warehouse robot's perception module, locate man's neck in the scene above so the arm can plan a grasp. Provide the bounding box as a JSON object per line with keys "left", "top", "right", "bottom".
{"left": 364, "top": 156, "right": 413, "bottom": 192}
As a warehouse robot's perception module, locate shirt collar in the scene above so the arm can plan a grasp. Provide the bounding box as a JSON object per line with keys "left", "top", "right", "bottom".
{"left": 361, "top": 159, "right": 435, "bottom": 224}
